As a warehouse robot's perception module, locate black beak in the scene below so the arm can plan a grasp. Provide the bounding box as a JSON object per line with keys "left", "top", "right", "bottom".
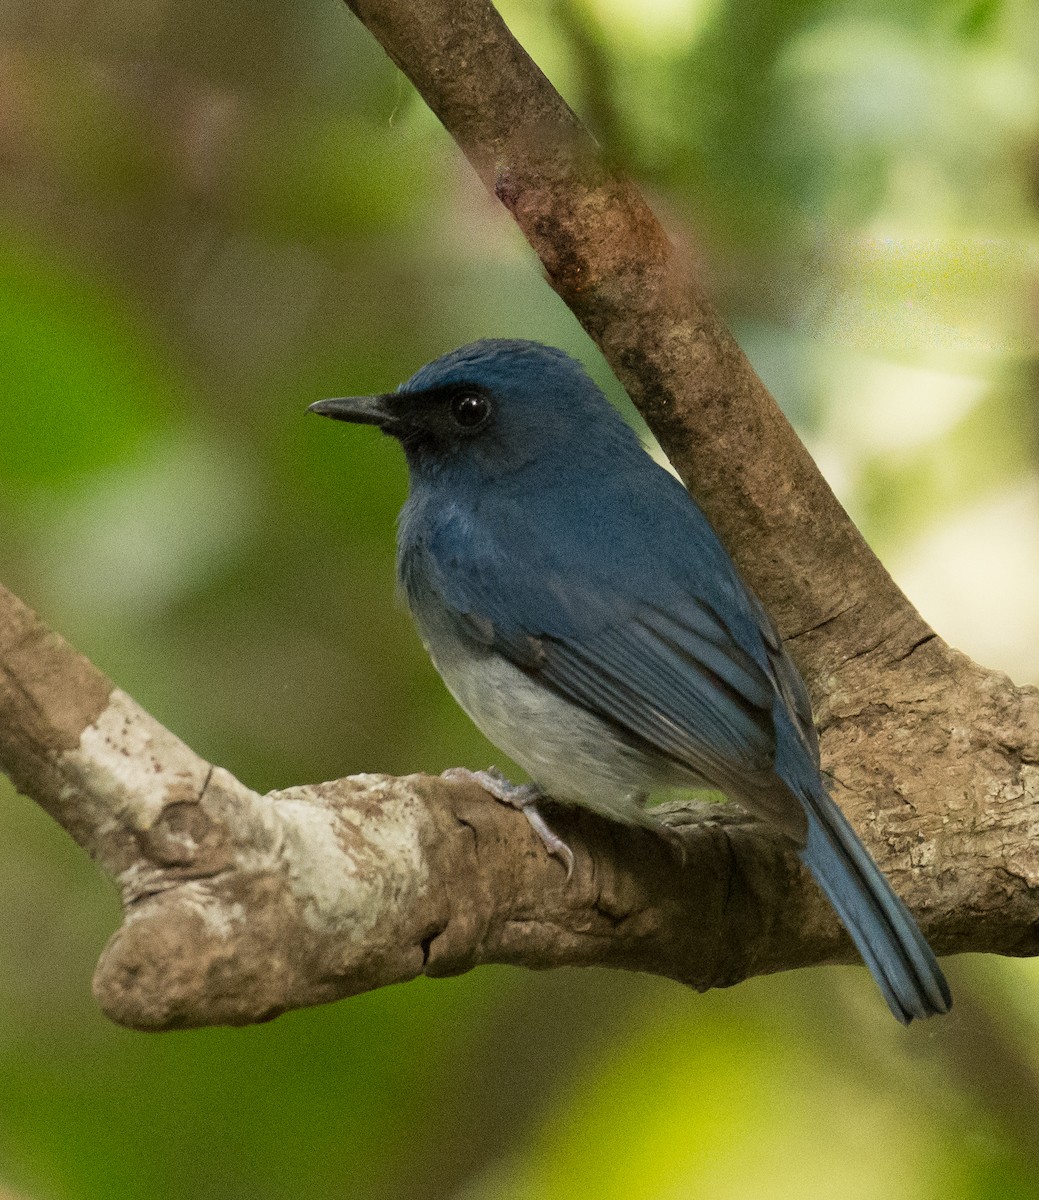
{"left": 307, "top": 395, "right": 396, "bottom": 428}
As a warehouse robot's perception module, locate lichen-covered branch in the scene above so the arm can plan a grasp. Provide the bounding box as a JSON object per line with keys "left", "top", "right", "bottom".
{"left": 0, "top": 0, "right": 1037, "bottom": 1030}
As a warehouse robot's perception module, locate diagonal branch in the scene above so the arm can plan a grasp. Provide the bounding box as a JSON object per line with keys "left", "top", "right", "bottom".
{"left": 0, "top": 0, "right": 1037, "bottom": 1030}
{"left": 344, "top": 0, "right": 922, "bottom": 678}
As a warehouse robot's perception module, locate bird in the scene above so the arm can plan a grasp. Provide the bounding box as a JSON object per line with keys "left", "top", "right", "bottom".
{"left": 308, "top": 338, "right": 951, "bottom": 1024}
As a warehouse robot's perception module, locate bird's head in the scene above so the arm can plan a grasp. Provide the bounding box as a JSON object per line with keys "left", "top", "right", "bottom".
{"left": 308, "top": 339, "right": 643, "bottom": 483}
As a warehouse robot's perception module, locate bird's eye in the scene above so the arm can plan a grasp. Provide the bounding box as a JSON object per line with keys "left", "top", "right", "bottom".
{"left": 450, "top": 391, "right": 490, "bottom": 429}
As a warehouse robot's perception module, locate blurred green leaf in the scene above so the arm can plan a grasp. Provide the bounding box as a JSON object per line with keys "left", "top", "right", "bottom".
{"left": 233, "top": 115, "right": 434, "bottom": 243}
{"left": 0, "top": 236, "right": 179, "bottom": 497}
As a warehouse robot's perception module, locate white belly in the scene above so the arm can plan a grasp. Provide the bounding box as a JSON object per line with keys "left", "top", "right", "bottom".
{"left": 425, "top": 624, "right": 679, "bottom": 827}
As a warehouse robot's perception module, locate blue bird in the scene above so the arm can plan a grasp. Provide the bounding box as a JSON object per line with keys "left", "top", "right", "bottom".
{"left": 309, "top": 338, "right": 951, "bottom": 1024}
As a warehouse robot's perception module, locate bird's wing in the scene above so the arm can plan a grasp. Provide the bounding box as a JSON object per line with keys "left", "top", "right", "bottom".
{"left": 424, "top": 542, "right": 797, "bottom": 807}
{"left": 499, "top": 596, "right": 775, "bottom": 776}
{"left": 405, "top": 478, "right": 817, "bottom": 838}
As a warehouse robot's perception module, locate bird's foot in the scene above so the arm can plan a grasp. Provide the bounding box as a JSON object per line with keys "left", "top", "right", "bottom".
{"left": 441, "top": 767, "right": 576, "bottom": 880}
{"left": 517, "top": 802, "right": 577, "bottom": 881}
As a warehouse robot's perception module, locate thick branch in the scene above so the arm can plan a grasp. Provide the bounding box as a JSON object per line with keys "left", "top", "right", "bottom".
{"left": 1, "top": 576, "right": 1037, "bottom": 1030}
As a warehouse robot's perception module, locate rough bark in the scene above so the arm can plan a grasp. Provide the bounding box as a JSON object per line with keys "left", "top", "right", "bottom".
{"left": 0, "top": 0, "right": 1036, "bottom": 1030}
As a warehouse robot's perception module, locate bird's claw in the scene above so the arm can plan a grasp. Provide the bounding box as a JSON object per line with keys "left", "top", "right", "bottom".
{"left": 441, "top": 766, "right": 576, "bottom": 879}
{"left": 517, "top": 801, "right": 575, "bottom": 880}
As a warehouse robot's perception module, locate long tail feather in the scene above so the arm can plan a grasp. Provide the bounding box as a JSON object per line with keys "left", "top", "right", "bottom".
{"left": 797, "top": 781, "right": 951, "bottom": 1024}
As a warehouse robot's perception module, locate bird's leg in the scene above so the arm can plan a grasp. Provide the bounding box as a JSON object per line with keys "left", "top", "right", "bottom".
{"left": 441, "top": 766, "right": 576, "bottom": 879}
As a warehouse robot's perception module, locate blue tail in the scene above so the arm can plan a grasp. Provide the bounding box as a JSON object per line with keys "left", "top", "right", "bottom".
{"left": 797, "top": 780, "right": 951, "bottom": 1024}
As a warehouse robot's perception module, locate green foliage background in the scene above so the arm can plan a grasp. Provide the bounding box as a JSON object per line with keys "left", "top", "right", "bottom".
{"left": 2, "top": 0, "right": 1039, "bottom": 1196}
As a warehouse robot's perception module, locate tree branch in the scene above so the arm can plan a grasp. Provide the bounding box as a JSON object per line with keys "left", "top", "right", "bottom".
{"left": 1, "top": 0, "right": 1038, "bottom": 1029}
{"left": 343, "top": 0, "right": 920, "bottom": 675}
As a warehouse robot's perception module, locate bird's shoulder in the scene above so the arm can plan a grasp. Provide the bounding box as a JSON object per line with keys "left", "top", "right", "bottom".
{"left": 403, "top": 458, "right": 717, "bottom": 607}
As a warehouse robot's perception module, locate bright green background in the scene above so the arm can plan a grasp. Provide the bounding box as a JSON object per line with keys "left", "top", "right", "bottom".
{"left": 2, "top": 0, "right": 1039, "bottom": 1197}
